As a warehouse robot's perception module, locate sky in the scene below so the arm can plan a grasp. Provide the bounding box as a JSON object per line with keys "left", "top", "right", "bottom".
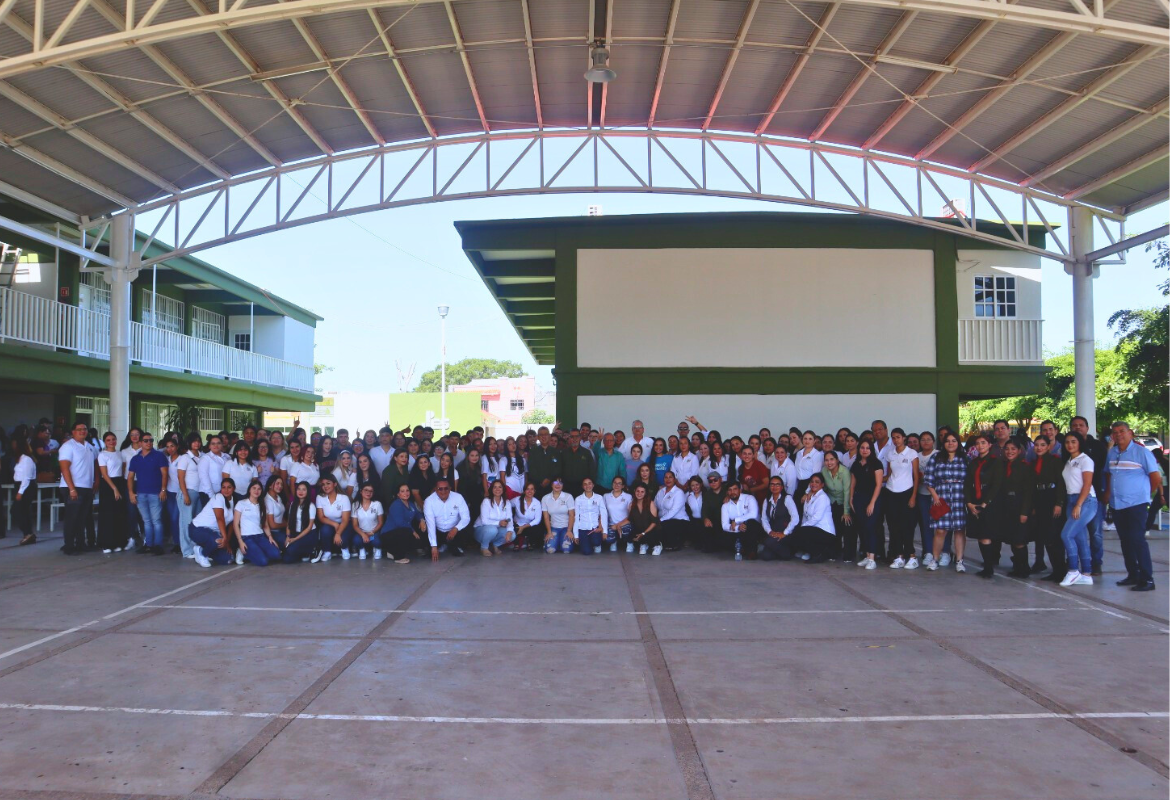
{"left": 191, "top": 191, "right": 1169, "bottom": 396}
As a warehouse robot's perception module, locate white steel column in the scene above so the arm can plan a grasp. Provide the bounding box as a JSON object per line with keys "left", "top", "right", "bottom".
{"left": 1067, "top": 206, "right": 1097, "bottom": 433}
{"left": 108, "top": 213, "right": 135, "bottom": 440}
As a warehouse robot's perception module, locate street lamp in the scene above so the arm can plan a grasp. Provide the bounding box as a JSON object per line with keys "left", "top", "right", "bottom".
{"left": 437, "top": 305, "right": 449, "bottom": 435}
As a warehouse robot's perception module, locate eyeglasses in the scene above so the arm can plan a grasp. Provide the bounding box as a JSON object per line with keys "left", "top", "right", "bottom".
{"left": 142, "top": 438, "right": 154, "bottom": 443}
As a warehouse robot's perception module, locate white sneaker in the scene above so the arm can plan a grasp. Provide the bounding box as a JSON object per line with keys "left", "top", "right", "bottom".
{"left": 358, "top": 548, "right": 367, "bottom": 560}
{"left": 1103, "top": 522, "right": 1116, "bottom": 531}
{"left": 184, "top": 553, "right": 195, "bottom": 559}
{"left": 192, "top": 545, "right": 211, "bottom": 568}
{"left": 1074, "top": 574, "right": 1094, "bottom": 585}
{"left": 113, "top": 547, "right": 123, "bottom": 553}
{"left": 610, "top": 543, "right": 618, "bottom": 552}
{"left": 955, "top": 559, "right": 966, "bottom": 573}
{"left": 639, "top": 545, "right": 648, "bottom": 555}
{"left": 340, "top": 549, "right": 351, "bottom": 560}
{"left": 904, "top": 557, "right": 919, "bottom": 570}
{"left": 320, "top": 551, "right": 332, "bottom": 562}
{"left": 939, "top": 553, "right": 952, "bottom": 567}
{"left": 856, "top": 557, "right": 870, "bottom": 567}
{"left": 102, "top": 548, "right": 112, "bottom": 554}
{"left": 626, "top": 543, "right": 635, "bottom": 553}
{"left": 923, "top": 553, "right": 935, "bottom": 567}
{"left": 235, "top": 550, "right": 244, "bottom": 565}
{"left": 1059, "top": 570, "right": 1081, "bottom": 587}
{"left": 926, "top": 560, "right": 938, "bottom": 571}
{"left": 890, "top": 557, "right": 905, "bottom": 569}
{"left": 800, "top": 553, "right": 811, "bottom": 561}
{"left": 864, "top": 558, "right": 877, "bottom": 570}
{"left": 651, "top": 545, "right": 663, "bottom": 556}
{"left": 373, "top": 549, "right": 382, "bottom": 560}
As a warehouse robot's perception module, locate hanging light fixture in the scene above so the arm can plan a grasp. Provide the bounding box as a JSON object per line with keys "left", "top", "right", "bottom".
{"left": 584, "top": 43, "right": 617, "bottom": 83}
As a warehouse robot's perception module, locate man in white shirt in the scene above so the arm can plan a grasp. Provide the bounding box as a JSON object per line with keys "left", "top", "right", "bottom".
{"left": 654, "top": 472, "right": 688, "bottom": 551}
{"left": 369, "top": 426, "right": 397, "bottom": 474}
{"left": 423, "top": 479, "right": 471, "bottom": 560}
{"left": 618, "top": 420, "right": 654, "bottom": 463}
{"left": 720, "top": 482, "right": 763, "bottom": 560}
{"left": 57, "top": 421, "right": 95, "bottom": 555}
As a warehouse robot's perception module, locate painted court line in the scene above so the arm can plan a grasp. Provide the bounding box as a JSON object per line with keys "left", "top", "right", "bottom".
{"left": 140, "top": 603, "right": 1086, "bottom": 616}
{"left": 0, "top": 702, "right": 1164, "bottom": 727}
{"left": 0, "top": 568, "right": 241, "bottom": 663}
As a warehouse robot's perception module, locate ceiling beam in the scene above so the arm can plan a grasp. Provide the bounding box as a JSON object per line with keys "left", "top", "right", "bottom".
{"left": 968, "top": 45, "right": 1161, "bottom": 173}
{"left": 915, "top": 30, "right": 1079, "bottom": 161}
{"left": 647, "top": 0, "right": 681, "bottom": 129}
{"left": 443, "top": 0, "right": 490, "bottom": 132}
{"left": 597, "top": 0, "right": 614, "bottom": 129}
{"left": 754, "top": 3, "right": 839, "bottom": 135}
{"left": 0, "top": 129, "right": 136, "bottom": 207}
{"left": 1063, "top": 146, "right": 1169, "bottom": 200}
{"left": 495, "top": 283, "right": 556, "bottom": 299}
{"left": 0, "top": 80, "right": 182, "bottom": 195}
{"left": 504, "top": 299, "right": 555, "bottom": 314}
{"left": 701, "top": 0, "right": 761, "bottom": 132}
{"left": 807, "top": 10, "right": 916, "bottom": 142}
{"left": 520, "top": 0, "right": 543, "bottom": 129}
{"left": 1082, "top": 222, "right": 1168, "bottom": 261}
{"left": 80, "top": 0, "right": 281, "bottom": 167}
{"left": 481, "top": 259, "right": 556, "bottom": 278}
{"left": 516, "top": 314, "right": 556, "bottom": 328}
{"left": 1021, "top": 97, "right": 1169, "bottom": 188}
{"left": 862, "top": 14, "right": 999, "bottom": 150}
{"left": 367, "top": 8, "right": 437, "bottom": 138}
{"left": 282, "top": 8, "right": 385, "bottom": 145}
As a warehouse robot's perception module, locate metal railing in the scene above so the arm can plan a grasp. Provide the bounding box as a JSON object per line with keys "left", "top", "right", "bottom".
{"left": 0, "top": 287, "right": 313, "bottom": 393}
{"left": 958, "top": 318, "right": 1044, "bottom": 364}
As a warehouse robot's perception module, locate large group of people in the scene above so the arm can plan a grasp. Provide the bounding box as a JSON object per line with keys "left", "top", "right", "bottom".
{"left": 3, "top": 414, "right": 1164, "bottom": 591}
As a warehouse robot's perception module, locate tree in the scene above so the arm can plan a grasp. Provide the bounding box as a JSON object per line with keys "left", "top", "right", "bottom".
{"left": 521, "top": 409, "right": 554, "bottom": 425}
{"left": 1108, "top": 239, "right": 1168, "bottom": 426}
{"left": 414, "top": 358, "right": 524, "bottom": 392}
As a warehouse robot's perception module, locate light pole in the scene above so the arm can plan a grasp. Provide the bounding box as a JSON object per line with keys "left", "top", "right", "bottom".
{"left": 437, "top": 305, "right": 449, "bottom": 435}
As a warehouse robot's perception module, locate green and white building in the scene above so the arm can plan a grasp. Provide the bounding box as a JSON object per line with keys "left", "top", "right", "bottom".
{"left": 2, "top": 213, "right": 320, "bottom": 435}
{"left": 457, "top": 212, "right": 1048, "bottom": 435}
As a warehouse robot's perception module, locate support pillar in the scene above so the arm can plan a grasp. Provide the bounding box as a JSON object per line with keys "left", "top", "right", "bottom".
{"left": 108, "top": 214, "right": 136, "bottom": 441}
{"left": 1066, "top": 207, "right": 1098, "bottom": 434}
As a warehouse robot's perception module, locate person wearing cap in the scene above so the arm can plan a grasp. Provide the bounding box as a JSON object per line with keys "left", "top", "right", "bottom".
{"left": 541, "top": 478, "right": 575, "bottom": 553}
{"left": 696, "top": 472, "right": 729, "bottom": 552}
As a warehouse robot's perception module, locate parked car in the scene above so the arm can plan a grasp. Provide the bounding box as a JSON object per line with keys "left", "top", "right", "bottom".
{"left": 1137, "top": 435, "right": 1164, "bottom": 453}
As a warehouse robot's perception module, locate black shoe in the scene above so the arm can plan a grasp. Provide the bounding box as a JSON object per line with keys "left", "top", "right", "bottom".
{"left": 1090, "top": 567, "right": 1102, "bottom": 576}
{"left": 136, "top": 545, "right": 151, "bottom": 554}
{"left": 19, "top": 534, "right": 36, "bottom": 546}
{"left": 63, "top": 548, "right": 82, "bottom": 556}
{"left": 977, "top": 567, "right": 995, "bottom": 579}
{"left": 1132, "top": 581, "right": 1156, "bottom": 592}
{"left": 1008, "top": 567, "right": 1031, "bottom": 578}
{"left": 1117, "top": 576, "right": 1139, "bottom": 586}
{"left": 449, "top": 546, "right": 464, "bottom": 557}
{"left": 171, "top": 545, "right": 182, "bottom": 554}
{"left": 1030, "top": 562, "right": 1047, "bottom": 574}
{"left": 151, "top": 546, "right": 165, "bottom": 555}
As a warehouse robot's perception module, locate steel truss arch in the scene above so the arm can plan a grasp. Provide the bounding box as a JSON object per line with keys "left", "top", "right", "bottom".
{"left": 113, "top": 131, "right": 1125, "bottom": 269}
{"left": 0, "top": 0, "right": 1167, "bottom": 82}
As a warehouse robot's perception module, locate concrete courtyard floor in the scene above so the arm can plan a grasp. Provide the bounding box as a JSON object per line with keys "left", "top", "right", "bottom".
{"left": 0, "top": 526, "right": 1167, "bottom": 800}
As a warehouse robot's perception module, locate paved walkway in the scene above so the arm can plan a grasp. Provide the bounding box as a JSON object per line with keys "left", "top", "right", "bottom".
{"left": 1, "top": 527, "right": 1167, "bottom": 799}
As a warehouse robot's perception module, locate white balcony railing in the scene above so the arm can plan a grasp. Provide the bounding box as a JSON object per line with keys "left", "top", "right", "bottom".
{"left": 958, "top": 318, "right": 1044, "bottom": 364}
{"left": 0, "top": 287, "right": 313, "bottom": 393}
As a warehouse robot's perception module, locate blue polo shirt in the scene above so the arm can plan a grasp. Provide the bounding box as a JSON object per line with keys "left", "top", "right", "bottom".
{"left": 129, "top": 449, "right": 170, "bottom": 495}
{"left": 1106, "top": 442, "right": 1158, "bottom": 510}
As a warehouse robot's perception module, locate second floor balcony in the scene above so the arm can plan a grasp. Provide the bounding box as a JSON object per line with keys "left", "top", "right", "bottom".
{"left": 0, "top": 287, "right": 314, "bottom": 394}
{"left": 958, "top": 318, "right": 1044, "bottom": 365}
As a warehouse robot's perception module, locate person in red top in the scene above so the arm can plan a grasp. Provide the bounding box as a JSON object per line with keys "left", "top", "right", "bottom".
{"left": 737, "top": 445, "right": 770, "bottom": 503}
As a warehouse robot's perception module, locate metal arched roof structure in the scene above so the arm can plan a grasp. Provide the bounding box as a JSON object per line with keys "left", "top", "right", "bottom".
{"left": 0, "top": 0, "right": 1165, "bottom": 253}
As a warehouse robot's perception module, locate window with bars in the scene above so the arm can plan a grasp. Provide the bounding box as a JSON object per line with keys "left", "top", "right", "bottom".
{"left": 79, "top": 272, "right": 111, "bottom": 315}
{"left": 233, "top": 332, "right": 251, "bottom": 352}
{"left": 141, "top": 289, "right": 185, "bottom": 333}
{"left": 229, "top": 409, "right": 255, "bottom": 432}
{"left": 198, "top": 407, "right": 225, "bottom": 433}
{"left": 139, "top": 401, "right": 177, "bottom": 436}
{"left": 481, "top": 399, "right": 490, "bottom": 411}
{"left": 191, "top": 307, "right": 225, "bottom": 343}
{"left": 510, "top": 399, "right": 525, "bottom": 411}
{"left": 75, "top": 396, "right": 110, "bottom": 435}
{"left": 973, "top": 275, "right": 1017, "bottom": 318}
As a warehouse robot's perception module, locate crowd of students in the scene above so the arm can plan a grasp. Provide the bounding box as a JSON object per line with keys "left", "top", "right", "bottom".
{"left": 3, "top": 415, "right": 1164, "bottom": 591}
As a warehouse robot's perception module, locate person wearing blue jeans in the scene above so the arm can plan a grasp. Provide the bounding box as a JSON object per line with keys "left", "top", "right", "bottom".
{"left": 474, "top": 481, "right": 514, "bottom": 556}
{"left": 189, "top": 478, "right": 235, "bottom": 568}
{"left": 1058, "top": 431, "right": 1098, "bottom": 587}
{"left": 1070, "top": 416, "right": 1108, "bottom": 574}
{"left": 128, "top": 433, "right": 170, "bottom": 555}
{"left": 1105, "top": 422, "right": 1163, "bottom": 592}
{"left": 233, "top": 479, "right": 282, "bottom": 566}
{"left": 573, "top": 479, "right": 608, "bottom": 555}
{"left": 281, "top": 481, "right": 319, "bottom": 563}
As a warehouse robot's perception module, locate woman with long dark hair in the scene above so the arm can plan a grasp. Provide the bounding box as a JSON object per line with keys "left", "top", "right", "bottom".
{"left": 1058, "top": 431, "right": 1097, "bottom": 588}
{"left": 627, "top": 485, "right": 660, "bottom": 555}
{"left": 282, "top": 481, "right": 318, "bottom": 563}
{"left": 224, "top": 442, "right": 258, "bottom": 504}
{"left": 475, "top": 479, "right": 514, "bottom": 556}
{"left": 966, "top": 434, "right": 1005, "bottom": 579}
{"left": 409, "top": 454, "right": 437, "bottom": 506}
{"left": 384, "top": 482, "right": 427, "bottom": 558}
{"left": 97, "top": 431, "right": 129, "bottom": 552}
{"left": 500, "top": 437, "right": 526, "bottom": 500}
{"left": 925, "top": 432, "right": 968, "bottom": 572}
{"left": 234, "top": 478, "right": 281, "bottom": 566}
{"left": 314, "top": 474, "right": 352, "bottom": 562}
{"left": 849, "top": 440, "right": 884, "bottom": 569}
{"left": 12, "top": 432, "right": 38, "bottom": 545}
{"left": 1031, "top": 435, "right": 1065, "bottom": 582}
{"left": 354, "top": 453, "right": 379, "bottom": 500}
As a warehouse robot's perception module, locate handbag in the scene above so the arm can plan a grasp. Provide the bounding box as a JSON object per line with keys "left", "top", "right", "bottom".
{"left": 929, "top": 498, "right": 951, "bottom": 521}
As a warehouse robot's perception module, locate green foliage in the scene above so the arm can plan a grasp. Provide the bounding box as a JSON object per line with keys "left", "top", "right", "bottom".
{"left": 1107, "top": 239, "right": 1168, "bottom": 421}
{"left": 162, "top": 402, "right": 201, "bottom": 436}
{"left": 521, "top": 409, "right": 554, "bottom": 425}
{"left": 415, "top": 358, "right": 525, "bottom": 392}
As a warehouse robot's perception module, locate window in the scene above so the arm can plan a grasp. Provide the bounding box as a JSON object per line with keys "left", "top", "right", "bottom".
{"left": 79, "top": 271, "right": 111, "bottom": 315}
{"left": 198, "top": 407, "right": 224, "bottom": 433}
{"left": 229, "top": 409, "right": 255, "bottom": 432}
{"left": 140, "top": 401, "right": 177, "bottom": 436}
{"left": 141, "top": 289, "right": 184, "bottom": 333}
{"left": 974, "top": 275, "right": 1016, "bottom": 318}
{"left": 75, "top": 396, "right": 110, "bottom": 434}
{"left": 233, "top": 332, "right": 251, "bottom": 351}
{"left": 192, "top": 307, "right": 225, "bottom": 343}
{"left": 481, "top": 399, "right": 490, "bottom": 411}
{"left": 510, "top": 399, "right": 525, "bottom": 411}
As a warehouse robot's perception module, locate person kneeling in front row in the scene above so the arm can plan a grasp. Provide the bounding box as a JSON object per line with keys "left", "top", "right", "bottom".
{"left": 720, "top": 481, "right": 763, "bottom": 560}
{"left": 281, "top": 481, "right": 319, "bottom": 563}
{"left": 767, "top": 474, "right": 837, "bottom": 562}
{"left": 189, "top": 478, "right": 235, "bottom": 568}
{"left": 759, "top": 476, "right": 799, "bottom": 561}
{"left": 234, "top": 478, "right": 282, "bottom": 566}
{"left": 423, "top": 479, "right": 472, "bottom": 560}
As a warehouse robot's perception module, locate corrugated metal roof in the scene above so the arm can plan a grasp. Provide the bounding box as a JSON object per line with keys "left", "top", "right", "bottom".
{"left": 0, "top": 0, "right": 1163, "bottom": 219}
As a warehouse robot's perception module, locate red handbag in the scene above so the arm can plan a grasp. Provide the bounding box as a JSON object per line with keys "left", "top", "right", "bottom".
{"left": 929, "top": 499, "right": 951, "bottom": 521}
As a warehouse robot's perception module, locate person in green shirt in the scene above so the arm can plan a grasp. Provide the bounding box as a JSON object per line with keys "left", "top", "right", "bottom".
{"left": 527, "top": 427, "right": 561, "bottom": 498}
{"left": 594, "top": 433, "right": 626, "bottom": 492}
{"left": 561, "top": 429, "right": 595, "bottom": 497}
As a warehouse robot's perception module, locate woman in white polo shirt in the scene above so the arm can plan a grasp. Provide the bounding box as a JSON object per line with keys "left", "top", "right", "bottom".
{"left": 189, "top": 477, "right": 234, "bottom": 568}
{"left": 511, "top": 481, "right": 543, "bottom": 551}
{"left": 351, "top": 483, "right": 386, "bottom": 560}
{"left": 883, "top": 428, "right": 920, "bottom": 570}
{"left": 234, "top": 479, "right": 281, "bottom": 567}
{"left": 1058, "top": 431, "right": 1097, "bottom": 588}
{"left": 223, "top": 443, "right": 258, "bottom": 503}
{"left": 475, "top": 479, "right": 514, "bottom": 556}
{"left": 541, "top": 478, "right": 575, "bottom": 554}
{"left": 793, "top": 431, "right": 825, "bottom": 503}
{"left": 605, "top": 475, "right": 634, "bottom": 552}
{"left": 314, "top": 474, "right": 352, "bottom": 561}
{"left": 97, "top": 431, "right": 129, "bottom": 553}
